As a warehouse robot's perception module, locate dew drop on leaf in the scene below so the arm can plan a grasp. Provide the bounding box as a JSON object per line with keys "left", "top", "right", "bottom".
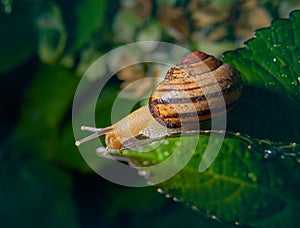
{"left": 263, "top": 150, "right": 274, "bottom": 158}
{"left": 172, "top": 197, "right": 180, "bottom": 202}
{"left": 247, "top": 172, "right": 257, "bottom": 182}
{"left": 281, "top": 73, "right": 288, "bottom": 78}
{"left": 142, "top": 161, "right": 149, "bottom": 166}
{"left": 138, "top": 170, "right": 147, "bottom": 177}
{"left": 157, "top": 188, "right": 165, "bottom": 194}
{"left": 191, "top": 205, "right": 198, "bottom": 211}
{"left": 146, "top": 180, "right": 155, "bottom": 185}
{"left": 211, "top": 215, "right": 218, "bottom": 220}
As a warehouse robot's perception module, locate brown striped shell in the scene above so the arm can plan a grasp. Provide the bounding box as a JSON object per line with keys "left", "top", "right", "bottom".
{"left": 149, "top": 51, "right": 242, "bottom": 128}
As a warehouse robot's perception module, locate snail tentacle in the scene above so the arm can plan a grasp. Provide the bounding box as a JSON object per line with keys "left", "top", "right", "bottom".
{"left": 75, "top": 127, "right": 112, "bottom": 146}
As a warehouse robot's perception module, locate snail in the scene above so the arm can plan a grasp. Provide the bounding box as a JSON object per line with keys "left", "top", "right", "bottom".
{"left": 75, "top": 51, "right": 242, "bottom": 150}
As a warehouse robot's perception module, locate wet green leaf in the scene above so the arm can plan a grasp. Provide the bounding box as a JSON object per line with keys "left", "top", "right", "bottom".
{"left": 106, "top": 10, "right": 300, "bottom": 227}
{"left": 226, "top": 86, "right": 300, "bottom": 142}
{"left": 108, "top": 135, "right": 300, "bottom": 227}
{"left": 223, "top": 10, "right": 300, "bottom": 104}
{"left": 156, "top": 137, "right": 300, "bottom": 227}
{"left": 223, "top": 10, "right": 300, "bottom": 142}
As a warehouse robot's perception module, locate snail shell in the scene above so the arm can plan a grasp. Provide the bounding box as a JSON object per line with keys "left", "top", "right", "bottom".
{"left": 75, "top": 51, "right": 242, "bottom": 150}
{"left": 149, "top": 51, "right": 242, "bottom": 128}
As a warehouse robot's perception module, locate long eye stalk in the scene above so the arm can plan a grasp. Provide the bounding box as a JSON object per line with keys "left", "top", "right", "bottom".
{"left": 75, "top": 126, "right": 112, "bottom": 146}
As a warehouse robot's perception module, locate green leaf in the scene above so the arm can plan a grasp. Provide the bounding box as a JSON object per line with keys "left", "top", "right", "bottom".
{"left": 35, "top": 0, "right": 107, "bottom": 64}
{"left": 0, "top": 1, "right": 36, "bottom": 73}
{"left": 0, "top": 147, "right": 78, "bottom": 227}
{"left": 155, "top": 0, "right": 177, "bottom": 7}
{"left": 223, "top": 10, "right": 300, "bottom": 104}
{"left": 59, "top": 0, "right": 107, "bottom": 54}
{"left": 226, "top": 86, "right": 300, "bottom": 142}
{"left": 223, "top": 10, "right": 300, "bottom": 142}
{"left": 53, "top": 121, "right": 91, "bottom": 173}
{"left": 19, "top": 64, "right": 78, "bottom": 132}
{"left": 35, "top": 1, "right": 67, "bottom": 64}
{"left": 71, "top": 0, "right": 107, "bottom": 51}
{"left": 104, "top": 11, "right": 300, "bottom": 227}
{"left": 16, "top": 64, "right": 89, "bottom": 171}
{"left": 157, "top": 137, "right": 300, "bottom": 227}
{"left": 136, "top": 20, "right": 162, "bottom": 42}
{"left": 107, "top": 136, "right": 300, "bottom": 227}
{"left": 112, "top": 9, "right": 143, "bottom": 43}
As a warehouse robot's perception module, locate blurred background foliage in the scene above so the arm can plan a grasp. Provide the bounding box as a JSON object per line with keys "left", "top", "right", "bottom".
{"left": 1, "top": 0, "right": 300, "bottom": 227}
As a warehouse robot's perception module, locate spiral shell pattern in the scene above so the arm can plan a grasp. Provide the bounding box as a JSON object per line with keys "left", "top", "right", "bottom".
{"left": 149, "top": 51, "right": 242, "bottom": 128}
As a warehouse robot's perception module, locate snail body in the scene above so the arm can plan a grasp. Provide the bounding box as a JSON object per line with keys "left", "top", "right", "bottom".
{"left": 75, "top": 51, "right": 242, "bottom": 150}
